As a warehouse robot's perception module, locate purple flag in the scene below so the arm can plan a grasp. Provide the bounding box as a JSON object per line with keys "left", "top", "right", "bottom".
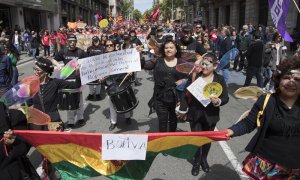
{"left": 268, "top": 0, "right": 293, "bottom": 42}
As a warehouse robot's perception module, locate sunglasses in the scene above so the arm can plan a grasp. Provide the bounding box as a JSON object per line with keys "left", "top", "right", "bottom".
{"left": 204, "top": 35, "right": 208, "bottom": 37}
{"left": 106, "top": 44, "right": 114, "bottom": 47}
{"left": 68, "top": 40, "right": 77, "bottom": 43}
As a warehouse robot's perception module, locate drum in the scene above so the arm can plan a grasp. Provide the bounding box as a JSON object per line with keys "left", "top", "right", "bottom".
{"left": 107, "top": 81, "right": 139, "bottom": 113}
{"left": 87, "top": 80, "right": 103, "bottom": 101}
{"left": 57, "top": 88, "right": 81, "bottom": 110}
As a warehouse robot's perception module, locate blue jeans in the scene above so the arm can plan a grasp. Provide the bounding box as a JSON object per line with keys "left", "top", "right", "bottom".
{"left": 244, "top": 66, "right": 263, "bottom": 88}
{"left": 14, "top": 44, "right": 20, "bottom": 52}
{"left": 263, "top": 67, "right": 274, "bottom": 90}
{"left": 31, "top": 48, "right": 37, "bottom": 59}
{"left": 221, "top": 68, "right": 230, "bottom": 84}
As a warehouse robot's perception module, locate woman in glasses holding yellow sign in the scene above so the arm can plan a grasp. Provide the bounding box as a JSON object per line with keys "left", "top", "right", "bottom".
{"left": 180, "top": 53, "right": 229, "bottom": 176}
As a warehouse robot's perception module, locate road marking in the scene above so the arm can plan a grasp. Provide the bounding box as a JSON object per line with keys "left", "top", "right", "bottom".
{"left": 17, "top": 59, "right": 34, "bottom": 67}
{"left": 215, "top": 127, "right": 249, "bottom": 179}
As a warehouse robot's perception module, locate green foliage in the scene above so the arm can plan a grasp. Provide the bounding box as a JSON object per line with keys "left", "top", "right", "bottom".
{"left": 133, "top": 9, "right": 142, "bottom": 21}
{"left": 159, "top": 0, "right": 183, "bottom": 21}
{"left": 120, "top": 0, "right": 134, "bottom": 14}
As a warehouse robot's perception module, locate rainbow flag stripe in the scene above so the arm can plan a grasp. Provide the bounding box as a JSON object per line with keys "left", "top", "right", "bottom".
{"left": 14, "top": 130, "right": 229, "bottom": 180}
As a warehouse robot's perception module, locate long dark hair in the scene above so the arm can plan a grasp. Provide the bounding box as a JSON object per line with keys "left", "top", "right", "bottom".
{"left": 273, "top": 55, "right": 300, "bottom": 92}
{"left": 5, "top": 41, "right": 19, "bottom": 60}
{"left": 159, "top": 40, "right": 181, "bottom": 58}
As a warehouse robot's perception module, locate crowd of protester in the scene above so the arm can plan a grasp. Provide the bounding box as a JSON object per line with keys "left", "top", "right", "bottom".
{"left": 0, "top": 20, "right": 300, "bottom": 179}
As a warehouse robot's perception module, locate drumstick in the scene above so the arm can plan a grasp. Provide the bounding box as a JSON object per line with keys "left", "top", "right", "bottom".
{"left": 188, "top": 66, "right": 195, "bottom": 75}
{"left": 119, "top": 73, "right": 131, "bottom": 87}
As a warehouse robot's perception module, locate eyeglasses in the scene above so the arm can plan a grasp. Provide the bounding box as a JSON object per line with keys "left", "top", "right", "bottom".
{"left": 106, "top": 44, "right": 114, "bottom": 47}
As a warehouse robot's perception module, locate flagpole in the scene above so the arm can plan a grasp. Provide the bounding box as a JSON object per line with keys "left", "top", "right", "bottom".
{"left": 292, "top": 0, "right": 300, "bottom": 13}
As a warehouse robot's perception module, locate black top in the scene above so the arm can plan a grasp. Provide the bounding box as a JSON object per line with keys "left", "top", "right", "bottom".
{"left": 30, "top": 78, "right": 80, "bottom": 116}
{"left": 130, "top": 37, "right": 143, "bottom": 46}
{"left": 54, "top": 47, "right": 88, "bottom": 79}
{"left": 229, "top": 94, "right": 300, "bottom": 168}
{"left": 143, "top": 57, "right": 187, "bottom": 111}
{"left": 55, "top": 47, "right": 88, "bottom": 65}
{"left": 176, "top": 37, "right": 207, "bottom": 56}
{"left": 246, "top": 39, "right": 264, "bottom": 68}
{"left": 257, "top": 96, "right": 300, "bottom": 168}
{"left": 154, "top": 35, "right": 166, "bottom": 44}
{"left": 219, "top": 36, "right": 232, "bottom": 69}
{"left": 87, "top": 45, "right": 105, "bottom": 57}
{"left": 183, "top": 72, "right": 229, "bottom": 125}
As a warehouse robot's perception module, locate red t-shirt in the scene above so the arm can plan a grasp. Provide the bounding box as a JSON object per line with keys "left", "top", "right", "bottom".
{"left": 42, "top": 35, "right": 50, "bottom": 46}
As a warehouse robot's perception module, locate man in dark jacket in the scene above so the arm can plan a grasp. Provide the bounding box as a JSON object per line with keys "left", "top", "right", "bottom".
{"left": 235, "top": 25, "right": 251, "bottom": 71}
{"left": 176, "top": 25, "right": 207, "bottom": 62}
{"left": 219, "top": 28, "right": 232, "bottom": 85}
{"left": 243, "top": 31, "right": 264, "bottom": 87}
{"left": 0, "top": 44, "right": 12, "bottom": 96}
{"left": 30, "top": 31, "right": 39, "bottom": 59}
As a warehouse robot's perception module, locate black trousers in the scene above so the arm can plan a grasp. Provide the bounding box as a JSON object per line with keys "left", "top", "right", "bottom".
{"left": 235, "top": 50, "right": 247, "bottom": 71}
{"left": 189, "top": 109, "right": 216, "bottom": 163}
{"left": 156, "top": 100, "right": 177, "bottom": 132}
{"left": 43, "top": 45, "right": 50, "bottom": 56}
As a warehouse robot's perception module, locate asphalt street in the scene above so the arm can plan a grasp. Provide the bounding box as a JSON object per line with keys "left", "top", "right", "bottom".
{"left": 17, "top": 58, "right": 257, "bottom": 180}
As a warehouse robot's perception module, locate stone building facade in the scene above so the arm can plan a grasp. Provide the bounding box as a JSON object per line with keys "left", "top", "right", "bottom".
{"left": 184, "top": 0, "right": 300, "bottom": 32}
{"left": 0, "top": 0, "right": 109, "bottom": 31}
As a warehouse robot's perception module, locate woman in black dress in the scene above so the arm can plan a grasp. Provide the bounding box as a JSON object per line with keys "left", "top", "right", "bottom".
{"left": 142, "top": 39, "right": 188, "bottom": 132}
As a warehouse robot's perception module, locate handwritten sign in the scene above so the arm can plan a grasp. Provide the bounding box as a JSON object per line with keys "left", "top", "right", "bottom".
{"left": 102, "top": 134, "right": 148, "bottom": 160}
{"left": 76, "top": 34, "right": 98, "bottom": 51}
{"left": 187, "top": 77, "right": 211, "bottom": 107}
{"left": 78, "top": 48, "right": 141, "bottom": 85}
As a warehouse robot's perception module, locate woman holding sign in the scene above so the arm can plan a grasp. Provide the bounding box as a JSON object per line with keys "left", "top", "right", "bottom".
{"left": 141, "top": 39, "right": 187, "bottom": 133}
{"left": 181, "top": 53, "right": 229, "bottom": 175}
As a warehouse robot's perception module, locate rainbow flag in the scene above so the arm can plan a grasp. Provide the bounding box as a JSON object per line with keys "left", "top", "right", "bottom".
{"left": 14, "top": 130, "right": 229, "bottom": 180}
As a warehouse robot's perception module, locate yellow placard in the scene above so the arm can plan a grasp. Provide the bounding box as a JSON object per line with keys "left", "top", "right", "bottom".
{"left": 203, "top": 82, "right": 223, "bottom": 98}
{"left": 99, "top": 19, "right": 108, "bottom": 28}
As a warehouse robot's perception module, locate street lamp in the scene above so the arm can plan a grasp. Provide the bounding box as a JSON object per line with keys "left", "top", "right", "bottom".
{"left": 171, "top": 0, "right": 174, "bottom": 21}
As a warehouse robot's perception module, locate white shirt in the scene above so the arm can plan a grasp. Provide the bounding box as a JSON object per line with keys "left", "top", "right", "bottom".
{"left": 14, "top": 35, "right": 19, "bottom": 45}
